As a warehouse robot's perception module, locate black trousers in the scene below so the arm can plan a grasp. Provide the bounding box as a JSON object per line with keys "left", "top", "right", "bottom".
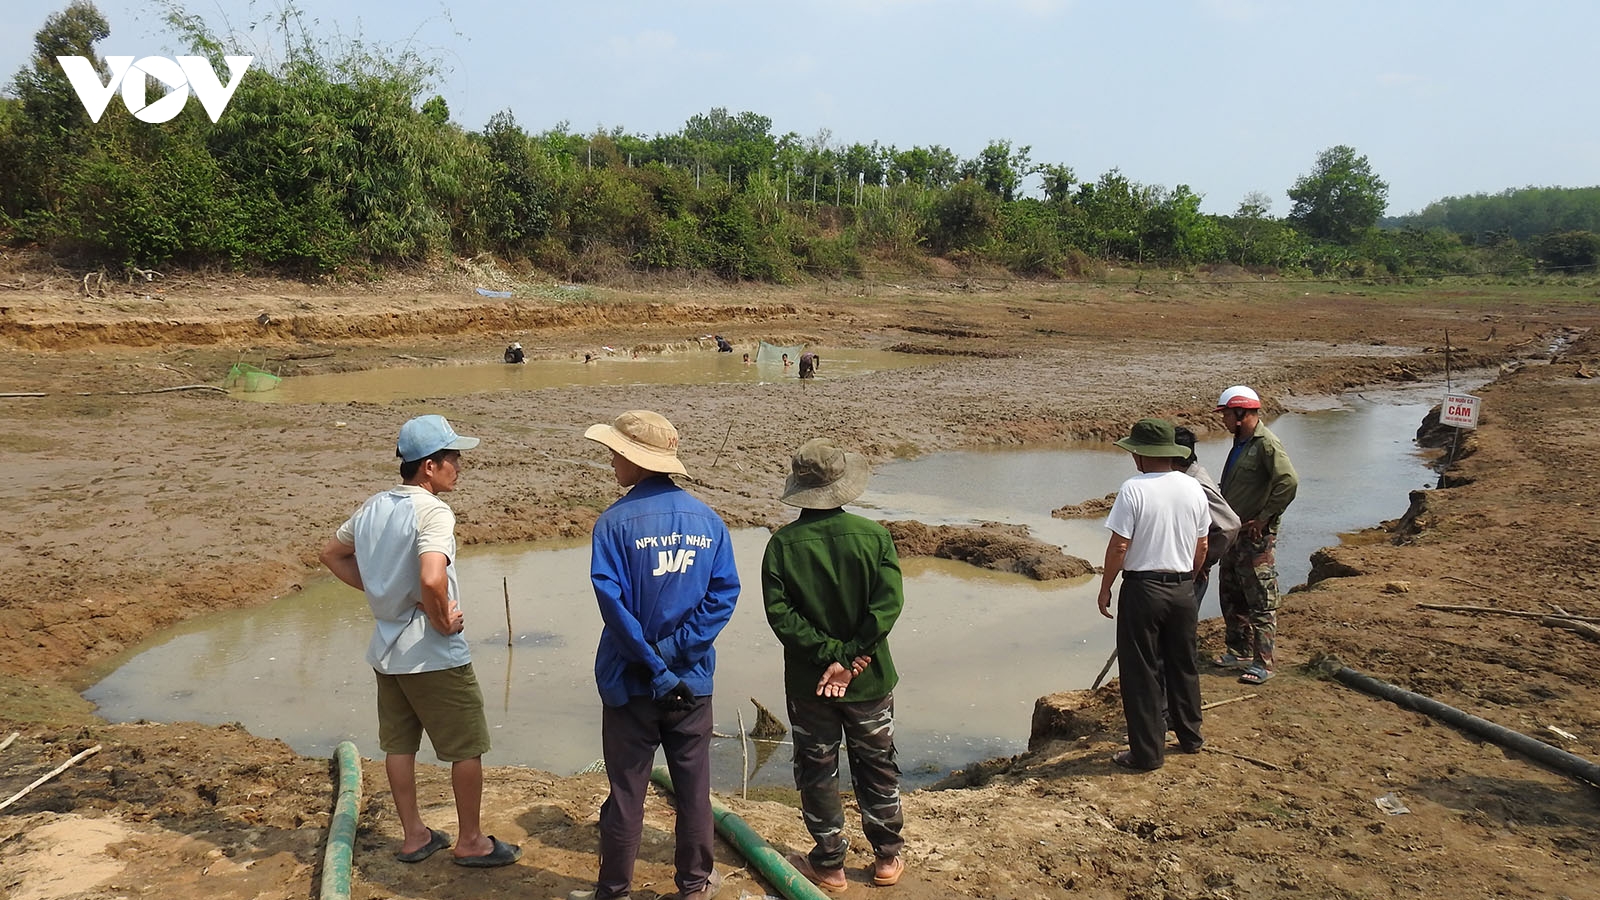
{"left": 1116, "top": 576, "right": 1203, "bottom": 767}
{"left": 596, "top": 695, "right": 715, "bottom": 899}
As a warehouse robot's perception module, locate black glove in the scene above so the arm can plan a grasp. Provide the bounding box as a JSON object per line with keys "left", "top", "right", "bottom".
{"left": 657, "top": 680, "right": 696, "bottom": 713}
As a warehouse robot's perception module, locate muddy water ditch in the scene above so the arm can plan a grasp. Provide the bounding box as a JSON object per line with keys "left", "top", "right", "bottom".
{"left": 86, "top": 378, "right": 1473, "bottom": 788}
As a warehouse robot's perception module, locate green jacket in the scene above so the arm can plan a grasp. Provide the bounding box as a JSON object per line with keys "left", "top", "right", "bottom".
{"left": 1219, "top": 422, "right": 1298, "bottom": 530}
{"left": 761, "top": 508, "right": 903, "bottom": 702}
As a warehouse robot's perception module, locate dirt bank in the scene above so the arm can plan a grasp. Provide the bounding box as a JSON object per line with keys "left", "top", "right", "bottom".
{"left": 3, "top": 274, "right": 1598, "bottom": 899}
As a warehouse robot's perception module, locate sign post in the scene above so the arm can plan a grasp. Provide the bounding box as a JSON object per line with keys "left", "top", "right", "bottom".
{"left": 1441, "top": 393, "right": 1481, "bottom": 429}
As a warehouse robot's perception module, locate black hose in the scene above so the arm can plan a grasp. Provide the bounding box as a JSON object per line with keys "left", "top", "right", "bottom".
{"left": 1329, "top": 664, "right": 1600, "bottom": 789}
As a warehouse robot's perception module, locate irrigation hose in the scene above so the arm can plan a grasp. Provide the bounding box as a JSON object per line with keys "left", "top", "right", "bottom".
{"left": 1328, "top": 662, "right": 1600, "bottom": 788}
{"left": 321, "top": 741, "right": 363, "bottom": 900}
{"left": 650, "top": 766, "right": 833, "bottom": 900}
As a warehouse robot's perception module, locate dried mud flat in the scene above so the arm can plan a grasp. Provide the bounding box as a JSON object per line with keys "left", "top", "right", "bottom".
{"left": 2, "top": 274, "right": 1599, "bottom": 900}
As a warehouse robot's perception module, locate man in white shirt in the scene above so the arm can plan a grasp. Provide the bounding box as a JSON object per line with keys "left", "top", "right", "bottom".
{"left": 320, "top": 415, "right": 521, "bottom": 867}
{"left": 1097, "top": 418, "right": 1210, "bottom": 771}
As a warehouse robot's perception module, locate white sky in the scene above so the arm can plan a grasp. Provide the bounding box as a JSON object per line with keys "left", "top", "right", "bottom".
{"left": 2, "top": 0, "right": 1595, "bottom": 215}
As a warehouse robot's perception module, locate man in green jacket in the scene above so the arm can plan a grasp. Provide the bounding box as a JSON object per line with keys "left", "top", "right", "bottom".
{"left": 762, "top": 437, "right": 906, "bottom": 892}
{"left": 1215, "top": 386, "right": 1299, "bottom": 685}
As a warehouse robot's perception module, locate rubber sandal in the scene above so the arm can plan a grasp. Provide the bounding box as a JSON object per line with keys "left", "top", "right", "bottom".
{"left": 1239, "top": 665, "right": 1274, "bottom": 685}
{"left": 787, "top": 852, "right": 848, "bottom": 892}
{"left": 872, "top": 855, "right": 904, "bottom": 887}
{"left": 1212, "top": 652, "right": 1250, "bottom": 669}
{"left": 453, "top": 835, "right": 522, "bottom": 868}
{"left": 394, "top": 828, "right": 451, "bottom": 863}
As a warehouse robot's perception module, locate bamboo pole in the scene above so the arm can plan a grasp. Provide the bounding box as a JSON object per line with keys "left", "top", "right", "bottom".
{"left": 1091, "top": 648, "right": 1118, "bottom": 690}
{"left": 0, "top": 731, "right": 18, "bottom": 752}
{"left": 0, "top": 744, "right": 102, "bottom": 812}
{"left": 503, "top": 577, "right": 513, "bottom": 647}
{"left": 736, "top": 709, "right": 749, "bottom": 800}
{"left": 1201, "top": 693, "right": 1258, "bottom": 711}
{"left": 1418, "top": 603, "right": 1600, "bottom": 624}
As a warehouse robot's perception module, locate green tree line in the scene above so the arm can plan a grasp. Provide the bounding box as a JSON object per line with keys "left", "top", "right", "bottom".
{"left": 2, "top": 2, "right": 1597, "bottom": 281}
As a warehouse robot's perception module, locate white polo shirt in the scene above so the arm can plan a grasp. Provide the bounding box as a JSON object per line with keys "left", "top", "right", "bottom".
{"left": 336, "top": 485, "right": 471, "bottom": 674}
{"left": 1105, "top": 471, "right": 1209, "bottom": 573}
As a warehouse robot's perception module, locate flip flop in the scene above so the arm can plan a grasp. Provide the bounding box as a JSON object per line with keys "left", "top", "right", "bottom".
{"left": 395, "top": 828, "right": 451, "bottom": 863}
{"left": 453, "top": 836, "right": 522, "bottom": 868}
{"left": 1239, "top": 665, "right": 1274, "bottom": 685}
{"left": 1212, "top": 652, "right": 1250, "bottom": 669}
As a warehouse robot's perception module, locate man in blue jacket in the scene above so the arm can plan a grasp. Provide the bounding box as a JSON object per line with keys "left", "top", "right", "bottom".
{"left": 575, "top": 410, "right": 740, "bottom": 900}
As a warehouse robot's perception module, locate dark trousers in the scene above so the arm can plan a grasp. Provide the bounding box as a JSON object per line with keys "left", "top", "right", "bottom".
{"left": 1117, "top": 576, "right": 1203, "bottom": 768}
{"left": 597, "top": 695, "right": 715, "bottom": 899}
{"left": 788, "top": 692, "right": 905, "bottom": 868}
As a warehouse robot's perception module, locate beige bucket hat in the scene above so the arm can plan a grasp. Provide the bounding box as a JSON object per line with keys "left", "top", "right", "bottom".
{"left": 781, "top": 437, "right": 870, "bottom": 509}
{"left": 584, "top": 410, "right": 688, "bottom": 476}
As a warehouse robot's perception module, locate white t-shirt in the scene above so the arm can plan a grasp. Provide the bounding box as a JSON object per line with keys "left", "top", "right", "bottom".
{"left": 335, "top": 485, "right": 471, "bottom": 674}
{"left": 1105, "top": 471, "right": 1209, "bottom": 573}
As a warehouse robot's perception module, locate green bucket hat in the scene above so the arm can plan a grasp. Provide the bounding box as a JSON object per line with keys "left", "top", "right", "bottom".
{"left": 1113, "top": 418, "right": 1189, "bottom": 458}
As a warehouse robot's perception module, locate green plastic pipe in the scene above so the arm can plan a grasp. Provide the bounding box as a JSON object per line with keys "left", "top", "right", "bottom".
{"left": 321, "top": 741, "right": 363, "bottom": 900}
{"left": 651, "top": 766, "right": 831, "bottom": 900}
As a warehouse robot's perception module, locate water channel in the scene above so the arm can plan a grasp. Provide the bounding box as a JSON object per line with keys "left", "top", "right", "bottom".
{"left": 87, "top": 378, "right": 1472, "bottom": 789}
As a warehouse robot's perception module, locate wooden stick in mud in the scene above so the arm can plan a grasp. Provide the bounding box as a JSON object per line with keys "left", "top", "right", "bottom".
{"left": 73, "top": 384, "right": 229, "bottom": 396}
{"left": 503, "top": 577, "right": 513, "bottom": 647}
{"left": 1540, "top": 616, "right": 1600, "bottom": 644}
{"left": 1201, "top": 693, "right": 1259, "bottom": 711}
{"left": 1417, "top": 603, "right": 1600, "bottom": 624}
{"left": 0, "top": 744, "right": 102, "bottom": 812}
{"left": 1091, "top": 648, "right": 1118, "bottom": 690}
{"left": 0, "top": 392, "right": 47, "bottom": 398}
{"left": 0, "top": 731, "right": 18, "bottom": 752}
{"left": 1440, "top": 574, "right": 1493, "bottom": 591}
{"left": 1201, "top": 745, "right": 1280, "bottom": 771}
{"left": 737, "top": 709, "right": 749, "bottom": 800}
{"left": 712, "top": 423, "right": 734, "bottom": 468}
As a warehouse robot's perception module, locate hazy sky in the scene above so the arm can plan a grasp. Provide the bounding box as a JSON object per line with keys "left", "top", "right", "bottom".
{"left": 3, "top": 0, "right": 1594, "bottom": 215}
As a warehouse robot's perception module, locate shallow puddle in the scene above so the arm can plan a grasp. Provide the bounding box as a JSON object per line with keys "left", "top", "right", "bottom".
{"left": 87, "top": 379, "right": 1471, "bottom": 786}
{"left": 234, "top": 348, "right": 932, "bottom": 404}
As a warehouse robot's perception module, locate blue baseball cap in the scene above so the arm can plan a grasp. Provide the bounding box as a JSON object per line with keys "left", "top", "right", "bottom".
{"left": 396, "top": 415, "right": 479, "bottom": 462}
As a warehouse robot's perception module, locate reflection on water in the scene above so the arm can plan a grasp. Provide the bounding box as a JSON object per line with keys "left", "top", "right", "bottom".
{"left": 237, "top": 348, "right": 932, "bottom": 404}
{"left": 85, "top": 530, "right": 1094, "bottom": 789}
{"left": 87, "top": 380, "right": 1457, "bottom": 786}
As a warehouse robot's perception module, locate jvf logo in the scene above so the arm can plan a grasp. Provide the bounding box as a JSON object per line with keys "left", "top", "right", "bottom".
{"left": 652, "top": 549, "right": 697, "bottom": 576}
{"left": 57, "top": 55, "right": 253, "bottom": 124}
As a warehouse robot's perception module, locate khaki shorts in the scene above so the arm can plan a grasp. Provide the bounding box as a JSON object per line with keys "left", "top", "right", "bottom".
{"left": 374, "top": 664, "right": 491, "bottom": 762}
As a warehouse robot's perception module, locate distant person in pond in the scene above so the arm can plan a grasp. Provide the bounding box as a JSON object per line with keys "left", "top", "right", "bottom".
{"left": 714, "top": 334, "right": 733, "bottom": 352}
{"left": 798, "top": 351, "right": 820, "bottom": 379}
{"left": 574, "top": 410, "right": 740, "bottom": 900}
{"left": 1098, "top": 418, "right": 1210, "bottom": 772}
{"left": 318, "top": 415, "right": 522, "bottom": 868}
{"left": 1214, "top": 385, "right": 1298, "bottom": 686}
{"left": 504, "top": 342, "right": 525, "bottom": 364}
{"left": 742, "top": 353, "right": 752, "bottom": 365}
{"left": 782, "top": 353, "right": 792, "bottom": 370}
{"left": 761, "top": 437, "right": 906, "bottom": 891}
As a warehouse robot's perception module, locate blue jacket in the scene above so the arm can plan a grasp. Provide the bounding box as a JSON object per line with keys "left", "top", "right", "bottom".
{"left": 590, "top": 476, "right": 741, "bottom": 707}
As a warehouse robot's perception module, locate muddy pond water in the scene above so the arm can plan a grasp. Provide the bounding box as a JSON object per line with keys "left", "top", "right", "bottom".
{"left": 237, "top": 347, "right": 929, "bottom": 404}
{"left": 87, "top": 379, "right": 1470, "bottom": 789}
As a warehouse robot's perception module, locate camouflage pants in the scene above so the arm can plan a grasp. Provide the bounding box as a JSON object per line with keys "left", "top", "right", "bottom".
{"left": 787, "top": 692, "right": 904, "bottom": 868}
{"left": 1218, "top": 529, "right": 1280, "bottom": 669}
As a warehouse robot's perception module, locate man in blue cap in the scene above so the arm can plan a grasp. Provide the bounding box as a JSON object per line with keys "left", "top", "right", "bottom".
{"left": 320, "top": 415, "right": 521, "bottom": 868}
